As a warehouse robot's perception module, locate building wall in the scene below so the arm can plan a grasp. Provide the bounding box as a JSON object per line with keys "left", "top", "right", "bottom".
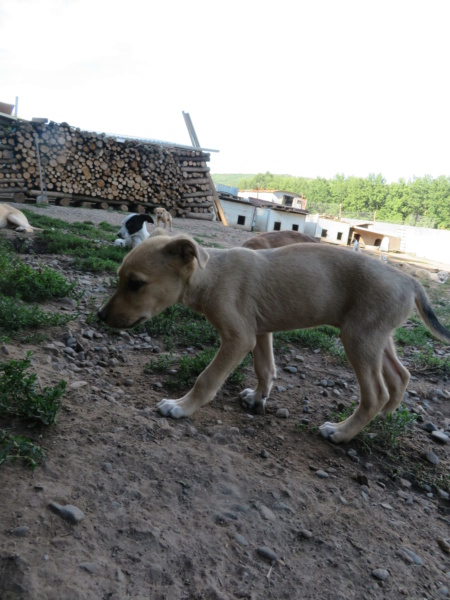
{"left": 265, "top": 211, "right": 307, "bottom": 233}
{"left": 359, "top": 222, "right": 450, "bottom": 265}
{"left": 318, "top": 219, "right": 351, "bottom": 245}
{"left": 219, "top": 199, "right": 255, "bottom": 231}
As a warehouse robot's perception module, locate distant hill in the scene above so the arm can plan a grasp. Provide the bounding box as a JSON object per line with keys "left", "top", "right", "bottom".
{"left": 210, "top": 174, "right": 252, "bottom": 188}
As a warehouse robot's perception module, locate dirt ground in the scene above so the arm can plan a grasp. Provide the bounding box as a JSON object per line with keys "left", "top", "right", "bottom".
{"left": 0, "top": 203, "right": 449, "bottom": 600}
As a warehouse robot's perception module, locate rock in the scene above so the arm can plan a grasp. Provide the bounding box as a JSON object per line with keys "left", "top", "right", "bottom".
{"left": 68, "top": 380, "right": 89, "bottom": 390}
{"left": 422, "top": 450, "right": 440, "bottom": 465}
{"left": 284, "top": 366, "right": 297, "bottom": 374}
{"left": 276, "top": 408, "right": 290, "bottom": 418}
{"left": 48, "top": 502, "right": 85, "bottom": 524}
{"left": 260, "top": 505, "right": 276, "bottom": 521}
{"left": 432, "top": 431, "right": 449, "bottom": 444}
{"left": 396, "top": 546, "right": 423, "bottom": 565}
{"left": 315, "top": 470, "right": 329, "bottom": 479}
{"left": 438, "top": 539, "right": 450, "bottom": 554}
{"left": 372, "top": 568, "right": 390, "bottom": 581}
{"left": 11, "top": 526, "right": 30, "bottom": 537}
{"left": 256, "top": 546, "right": 277, "bottom": 562}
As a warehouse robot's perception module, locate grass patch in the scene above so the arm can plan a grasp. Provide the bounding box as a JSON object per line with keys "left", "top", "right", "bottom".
{"left": 193, "top": 236, "right": 225, "bottom": 249}
{"left": 140, "top": 305, "right": 219, "bottom": 350}
{"left": 0, "top": 353, "right": 66, "bottom": 425}
{"left": 0, "top": 254, "right": 76, "bottom": 302}
{"left": 0, "top": 295, "right": 74, "bottom": 333}
{"left": 145, "top": 348, "right": 251, "bottom": 390}
{"left": 333, "top": 403, "right": 417, "bottom": 451}
{"left": 274, "top": 326, "right": 346, "bottom": 360}
{"left": 0, "top": 430, "right": 44, "bottom": 469}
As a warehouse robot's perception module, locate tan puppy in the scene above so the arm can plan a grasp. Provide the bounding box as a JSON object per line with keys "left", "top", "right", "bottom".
{"left": 242, "top": 230, "right": 318, "bottom": 249}
{"left": 98, "top": 234, "right": 450, "bottom": 443}
{"left": 0, "top": 203, "right": 40, "bottom": 233}
{"left": 154, "top": 207, "right": 173, "bottom": 232}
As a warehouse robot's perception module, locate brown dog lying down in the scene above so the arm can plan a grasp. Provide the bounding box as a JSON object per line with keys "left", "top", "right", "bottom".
{"left": 242, "top": 230, "right": 318, "bottom": 249}
{"left": 98, "top": 234, "right": 450, "bottom": 443}
{"left": 0, "top": 203, "right": 40, "bottom": 233}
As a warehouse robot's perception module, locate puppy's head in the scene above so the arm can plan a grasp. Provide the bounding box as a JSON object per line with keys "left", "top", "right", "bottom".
{"left": 116, "top": 213, "right": 154, "bottom": 240}
{"left": 155, "top": 207, "right": 166, "bottom": 217}
{"left": 98, "top": 234, "right": 209, "bottom": 329}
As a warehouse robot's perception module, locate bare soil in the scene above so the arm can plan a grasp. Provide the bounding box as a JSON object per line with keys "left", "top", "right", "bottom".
{"left": 0, "top": 204, "right": 449, "bottom": 600}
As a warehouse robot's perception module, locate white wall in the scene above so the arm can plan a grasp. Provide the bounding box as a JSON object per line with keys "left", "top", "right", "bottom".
{"left": 219, "top": 199, "right": 255, "bottom": 231}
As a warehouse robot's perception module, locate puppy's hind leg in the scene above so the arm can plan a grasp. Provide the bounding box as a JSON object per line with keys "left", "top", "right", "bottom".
{"left": 157, "top": 334, "right": 255, "bottom": 419}
{"left": 379, "top": 336, "right": 410, "bottom": 416}
{"left": 240, "top": 333, "right": 276, "bottom": 415}
{"left": 319, "top": 331, "right": 390, "bottom": 443}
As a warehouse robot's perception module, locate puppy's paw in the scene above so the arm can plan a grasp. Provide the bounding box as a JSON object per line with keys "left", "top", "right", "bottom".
{"left": 157, "top": 399, "right": 187, "bottom": 419}
{"left": 114, "top": 239, "right": 126, "bottom": 247}
{"left": 319, "top": 422, "right": 349, "bottom": 443}
{"left": 239, "top": 389, "right": 266, "bottom": 415}
{"left": 15, "top": 226, "right": 26, "bottom": 233}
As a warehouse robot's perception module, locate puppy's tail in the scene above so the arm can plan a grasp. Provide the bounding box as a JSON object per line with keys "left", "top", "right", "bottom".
{"left": 414, "top": 282, "right": 450, "bottom": 343}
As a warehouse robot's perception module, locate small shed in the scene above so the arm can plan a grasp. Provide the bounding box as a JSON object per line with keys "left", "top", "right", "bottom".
{"left": 351, "top": 225, "right": 401, "bottom": 252}
{"left": 317, "top": 218, "right": 352, "bottom": 246}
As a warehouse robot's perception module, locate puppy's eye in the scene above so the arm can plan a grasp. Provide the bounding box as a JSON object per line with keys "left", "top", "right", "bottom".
{"left": 128, "top": 279, "right": 146, "bottom": 292}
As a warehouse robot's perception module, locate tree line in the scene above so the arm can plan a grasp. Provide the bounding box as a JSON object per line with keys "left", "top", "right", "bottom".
{"left": 212, "top": 173, "right": 450, "bottom": 229}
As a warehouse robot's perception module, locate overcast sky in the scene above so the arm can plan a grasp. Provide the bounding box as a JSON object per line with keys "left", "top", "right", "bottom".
{"left": 1, "top": 0, "right": 449, "bottom": 183}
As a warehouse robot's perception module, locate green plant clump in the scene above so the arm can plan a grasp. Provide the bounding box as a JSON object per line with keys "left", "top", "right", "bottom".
{"left": 0, "top": 254, "right": 76, "bottom": 302}
{"left": 0, "top": 430, "right": 44, "bottom": 469}
{"left": 0, "top": 353, "right": 66, "bottom": 425}
{"left": 0, "top": 295, "right": 74, "bottom": 333}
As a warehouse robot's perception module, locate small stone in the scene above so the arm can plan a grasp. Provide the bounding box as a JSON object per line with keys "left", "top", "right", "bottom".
{"left": 397, "top": 546, "right": 423, "bottom": 565}
{"left": 235, "top": 533, "right": 249, "bottom": 546}
{"left": 79, "top": 563, "right": 96, "bottom": 573}
{"left": 372, "top": 568, "right": 390, "bottom": 581}
{"left": 256, "top": 546, "right": 277, "bottom": 562}
{"left": 422, "top": 450, "right": 440, "bottom": 465}
{"left": 438, "top": 539, "right": 450, "bottom": 554}
{"left": 315, "top": 470, "right": 329, "bottom": 479}
{"left": 12, "top": 526, "right": 30, "bottom": 537}
{"left": 276, "top": 408, "right": 290, "bottom": 419}
{"left": 298, "top": 529, "right": 313, "bottom": 539}
{"left": 48, "top": 502, "right": 85, "bottom": 524}
{"left": 423, "top": 422, "right": 438, "bottom": 432}
{"left": 284, "top": 366, "right": 297, "bottom": 374}
{"left": 260, "top": 505, "right": 276, "bottom": 521}
{"left": 432, "top": 431, "right": 449, "bottom": 444}
{"left": 68, "top": 381, "right": 88, "bottom": 390}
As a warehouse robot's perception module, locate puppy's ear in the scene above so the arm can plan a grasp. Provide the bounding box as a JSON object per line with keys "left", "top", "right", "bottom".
{"left": 164, "top": 237, "right": 209, "bottom": 269}
{"left": 143, "top": 214, "right": 154, "bottom": 224}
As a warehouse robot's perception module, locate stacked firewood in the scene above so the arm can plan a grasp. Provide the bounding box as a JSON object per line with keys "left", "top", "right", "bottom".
{"left": 0, "top": 118, "right": 216, "bottom": 218}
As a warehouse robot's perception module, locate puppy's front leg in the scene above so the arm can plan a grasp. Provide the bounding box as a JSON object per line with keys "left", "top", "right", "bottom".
{"left": 157, "top": 336, "right": 255, "bottom": 419}
{"left": 240, "top": 333, "right": 276, "bottom": 414}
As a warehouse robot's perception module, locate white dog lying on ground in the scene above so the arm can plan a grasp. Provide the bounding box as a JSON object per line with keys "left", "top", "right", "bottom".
{"left": 114, "top": 213, "right": 154, "bottom": 249}
{"left": 0, "top": 203, "right": 41, "bottom": 233}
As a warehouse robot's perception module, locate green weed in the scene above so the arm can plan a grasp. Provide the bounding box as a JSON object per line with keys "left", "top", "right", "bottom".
{"left": 0, "top": 353, "right": 66, "bottom": 425}
{"left": 0, "top": 430, "right": 44, "bottom": 469}
{"left": 145, "top": 349, "right": 250, "bottom": 390}
{"left": 0, "top": 254, "right": 76, "bottom": 302}
{"left": 274, "top": 326, "right": 346, "bottom": 360}
{"left": 140, "top": 305, "right": 219, "bottom": 350}
{"left": 0, "top": 296, "right": 74, "bottom": 333}
{"left": 333, "top": 402, "right": 417, "bottom": 451}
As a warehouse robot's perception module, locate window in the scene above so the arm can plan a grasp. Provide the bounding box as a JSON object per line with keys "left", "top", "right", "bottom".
{"left": 273, "top": 222, "right": 281, "bottom": 231}
{"left": 337, "top": 232, "right": 343, "bottom": 240}
{"left": 283, "top": 195, "right": 293, "bottom": 207}
{"left": 292, "top": 224, "right": 299, "bottom": 231}
{"left": 321, "top": 229, "right": 328, "bottom": 238}
{"left": 237, "top": 215, "right": 246, "bottom": 225}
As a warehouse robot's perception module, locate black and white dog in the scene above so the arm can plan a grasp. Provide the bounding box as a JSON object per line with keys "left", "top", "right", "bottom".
{"left": 114, "top": 214, "right": 154, "bottom": 249}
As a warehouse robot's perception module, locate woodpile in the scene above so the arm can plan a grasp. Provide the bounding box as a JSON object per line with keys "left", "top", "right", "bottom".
{"left": 0, "top": 118, "right": 216, "bottom": 219}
